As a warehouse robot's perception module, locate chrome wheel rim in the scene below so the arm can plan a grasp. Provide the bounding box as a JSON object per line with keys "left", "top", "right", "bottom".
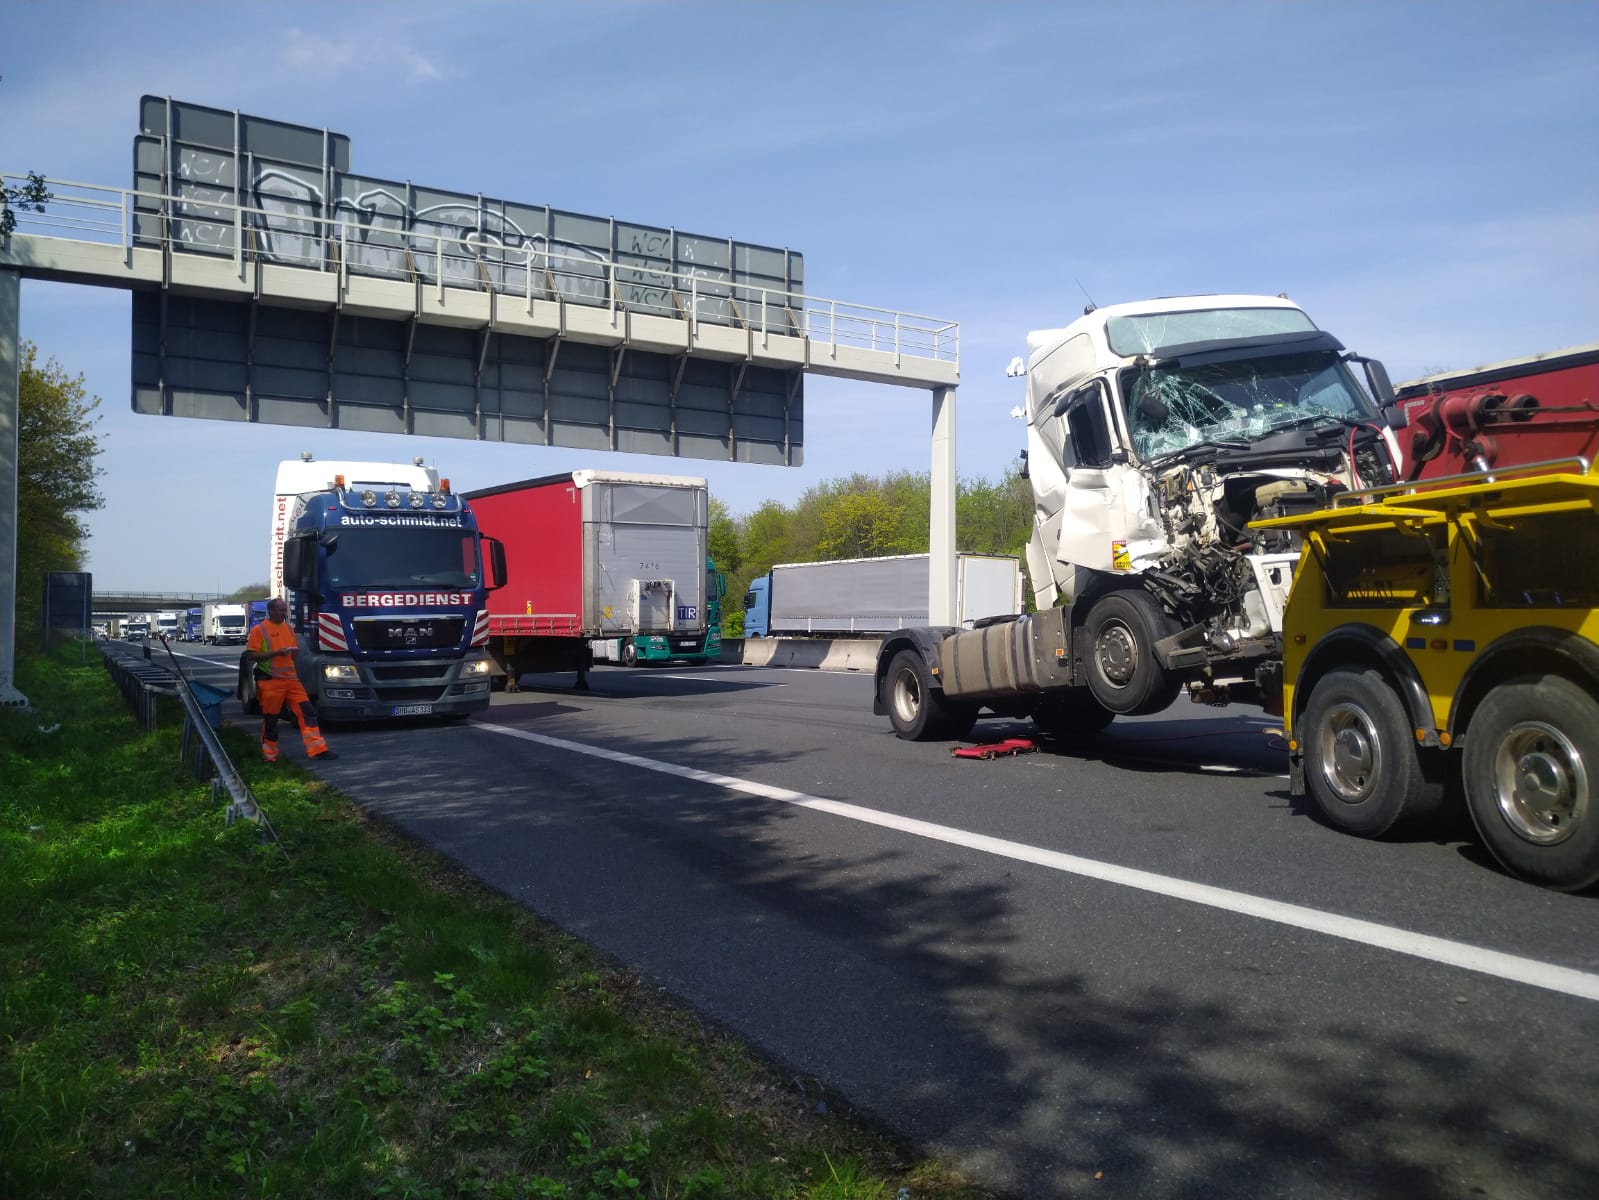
{"left": 891, "top": 668, "right": 922, "bottom": 726}
{"left": 1317, "top": 701, "right": 1381, "bottom": 803}
{"left": 1491, "top": 720, "right": 1588, "bottom": 846}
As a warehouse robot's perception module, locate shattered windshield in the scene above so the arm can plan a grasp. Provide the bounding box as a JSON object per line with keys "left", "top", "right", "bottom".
{"left": 1106, "top": 307, "right": 1316, "bottom": 357}
{"left": 325, "top": 528, "right": 481, "bottom": 589}
{"left": 1121, "top": 351, "right": 1376, "bottom": 461}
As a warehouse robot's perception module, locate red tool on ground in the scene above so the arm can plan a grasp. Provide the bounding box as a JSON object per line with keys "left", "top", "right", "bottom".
{"left": 950, "top": 737, "right": 1038, "bottom": 760}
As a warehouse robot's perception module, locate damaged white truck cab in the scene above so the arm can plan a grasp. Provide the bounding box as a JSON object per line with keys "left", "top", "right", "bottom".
{"left": 875, "top": 294, "right": 1403, "bottom": 738}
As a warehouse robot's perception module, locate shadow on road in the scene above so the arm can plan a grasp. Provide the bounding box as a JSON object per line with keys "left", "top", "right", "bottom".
{"left": 308, "top": 697, "right": 1599, "bottom": 1200}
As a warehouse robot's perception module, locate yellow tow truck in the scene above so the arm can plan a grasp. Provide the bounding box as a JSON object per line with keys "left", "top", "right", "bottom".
{"left": 1262, "top": 459, "right": 1599, "bottom": 891}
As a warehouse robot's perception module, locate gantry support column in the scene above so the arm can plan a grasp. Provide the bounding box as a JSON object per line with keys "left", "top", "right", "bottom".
{"left": 1, "top": 267, "right": 28, "bottom": 706}
{"left": 929, "top": 385, "right": 957, "bottom": 627}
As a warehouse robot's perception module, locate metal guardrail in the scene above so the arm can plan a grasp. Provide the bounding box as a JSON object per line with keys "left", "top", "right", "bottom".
{"left": 100, "top": 642, "right": 277, "bottom": 840}
{"left": 3, "top": 174, "right": 960, "bottom": 367}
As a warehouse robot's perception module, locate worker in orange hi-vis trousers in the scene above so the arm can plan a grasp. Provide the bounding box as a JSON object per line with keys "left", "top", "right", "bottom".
{"left": 245, "top": 597, "right": 337, "bottom": 763}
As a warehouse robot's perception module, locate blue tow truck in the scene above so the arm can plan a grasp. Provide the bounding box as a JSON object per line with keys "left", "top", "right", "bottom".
{"left": 257, "top": 456, "right": 507, "bottom": 721}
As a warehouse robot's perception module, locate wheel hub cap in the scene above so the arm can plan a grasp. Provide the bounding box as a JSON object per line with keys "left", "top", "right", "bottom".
{"left": 893, "top": 671, "right": 921, "bottom": 723}
{"left": 1098, "top": 625, "right": 1136, "bottom": 684}
{"left": 1319, "top": 702, "right": 1380, "bottom": 803}
{"left": 1494, "top": 721, "right": 1588, "bottom": 846}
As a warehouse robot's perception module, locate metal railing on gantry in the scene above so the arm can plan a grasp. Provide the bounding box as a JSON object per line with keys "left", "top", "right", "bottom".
{"left": 2, "top": 175, "right": 960, "bottom": 370}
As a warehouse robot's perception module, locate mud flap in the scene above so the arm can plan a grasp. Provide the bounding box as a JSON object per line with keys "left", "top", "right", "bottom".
{"left": 236, "top": 651, "right": 262, "bottom": 716}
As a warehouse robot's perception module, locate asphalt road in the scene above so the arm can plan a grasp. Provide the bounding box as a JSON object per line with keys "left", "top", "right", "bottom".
{"left": 145, "top": 643, "right": 1599, "bottom": 1199}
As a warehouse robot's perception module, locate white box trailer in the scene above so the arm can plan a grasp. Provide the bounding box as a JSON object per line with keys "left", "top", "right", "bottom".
{"left": 768, "top": 553, "right": 1023, "bottom": 635}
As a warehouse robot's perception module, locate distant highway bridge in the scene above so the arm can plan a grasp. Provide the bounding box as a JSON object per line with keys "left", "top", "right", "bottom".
{"left": 93, "top": 591, "right": 234, "bottom": 615}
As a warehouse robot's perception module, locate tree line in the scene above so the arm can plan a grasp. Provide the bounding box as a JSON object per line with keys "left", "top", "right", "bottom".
{"left": 13, "top": 343, "right": 104, "bottom": 647}
{"left": 708, "top": 469, "right": 1035, "bottom": 636}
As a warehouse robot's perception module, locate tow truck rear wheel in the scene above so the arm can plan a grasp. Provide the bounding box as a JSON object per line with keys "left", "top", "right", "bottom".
{"left": 1462, "top": 676, "right": 1599, "bottom": 892}
{"left": 883, "top": 649, "right": 978, "bottom": 741}
{"left": 1082, "top": 591, "right": 1182, "bottom": 715}
{"left": 1302, "top": 667, "right": 1429, "bottom": 838}
{"left": 621, "top": 639, "right": 638, "bottom": 667}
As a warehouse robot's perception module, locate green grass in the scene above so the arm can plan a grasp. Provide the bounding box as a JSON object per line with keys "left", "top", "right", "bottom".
{"left": 1, "top": 646, "right": 990, "bottom": 1199}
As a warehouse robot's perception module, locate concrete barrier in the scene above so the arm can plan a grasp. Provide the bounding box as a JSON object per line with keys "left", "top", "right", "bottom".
{"left": 720, "top": 637, "right": 882, "bottom": 671}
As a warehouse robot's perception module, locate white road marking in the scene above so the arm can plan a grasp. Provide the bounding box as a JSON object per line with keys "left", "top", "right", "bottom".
{"left": 476, "top": 721, "right": 1599, "bottom": 1004}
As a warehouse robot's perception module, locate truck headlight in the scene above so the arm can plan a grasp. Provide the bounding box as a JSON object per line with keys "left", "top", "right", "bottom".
{"left": 463, "top": 659, "right": 492, "bottom": 676}
{"left": 323, "top": 665, "right": 361, "bottom": 681}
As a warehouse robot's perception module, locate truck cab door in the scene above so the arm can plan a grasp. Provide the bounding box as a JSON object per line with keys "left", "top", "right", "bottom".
{"left": 1053, "top": 379, "right": 1144, "bottom": 573}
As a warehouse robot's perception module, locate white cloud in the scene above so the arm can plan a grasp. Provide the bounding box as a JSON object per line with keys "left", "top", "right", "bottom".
{"left": 280, "top": 27, "right": 443, "bottom": 83}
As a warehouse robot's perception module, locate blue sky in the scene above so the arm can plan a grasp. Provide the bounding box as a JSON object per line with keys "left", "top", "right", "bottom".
{"left": 3, "top": 0, "right": 1595, "bottom": 591}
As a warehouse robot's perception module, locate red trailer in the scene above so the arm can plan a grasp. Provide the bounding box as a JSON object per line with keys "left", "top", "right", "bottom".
{"left": 1392, "top": 343, "right": 1598, "bottom": 481}
{"left": 464, "top": 470, "right": 710, "bottom": 689}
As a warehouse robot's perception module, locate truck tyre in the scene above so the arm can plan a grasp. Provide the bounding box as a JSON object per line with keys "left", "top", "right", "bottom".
{"left": 1082, "top": 591, "right": 1182, "bottom": 715}
{"left": 622, "top": 640, "right": 638, "bottom": 667}
{"left": 1462, "top": 676, "right": 1599, "bottom": 892}
{"left": 883, "top": 649, "right": 977, "bottom": 741}
{"left": 1302, "top": 668, "right": 1430, "bottom": 838}
{"left": 1032, "top": 692, "right": 1115, "bottom": 738}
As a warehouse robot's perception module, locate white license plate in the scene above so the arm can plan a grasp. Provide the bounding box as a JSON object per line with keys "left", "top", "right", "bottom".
{"left": 391, "top": 703, "right": 433, "bottom": 717}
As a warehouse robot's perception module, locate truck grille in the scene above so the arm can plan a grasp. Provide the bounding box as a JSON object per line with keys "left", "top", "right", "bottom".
{"left": 374, "top": 685, "right": 449, "bottom": 703}
{"left": 368, "top": 664, "right": 453, "bottom": 681}
{"left": 353, "top": 617, "right": 465, "bottom": 650}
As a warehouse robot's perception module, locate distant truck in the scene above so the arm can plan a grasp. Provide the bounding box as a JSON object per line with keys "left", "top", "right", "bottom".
{"left": 182, "top": 607, "right": 203, "bottom": 641}
{"left": 124, "top": 616, "right": 151, "bottom": 641}
{"left": 247, "top": 599, "right": 268, "bottom": 632}
{"left": 743, "top": 553, "right": 1024, "bottom": 638}
{"left": 592, "top": 557, "right": 727, "bottom": 666}
{"left": 464, "top": 470, "right": 710, "bottom": 687}
{"left": 202, "top": 602, "right": 249, "bottom": 645}
{"left": 1392, "top": 343, "right": 1598, "bottom": 481}
{"left": 154, "top": 611, "right": 182, "bottom": 641}
{"left": 264, "top": 455, "right": 506, "bottom": 721}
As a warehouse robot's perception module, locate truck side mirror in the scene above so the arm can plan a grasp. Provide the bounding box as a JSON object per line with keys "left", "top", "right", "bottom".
{"left": 486, "top": 537, "right": 507, "bottom": 590}
{"left": 283, "top": 538, "right": 324, "bottom": 599}
{"left": 282, "top": 539, "right": 305, "bottom": 590}
{"left": 1347, "top": 354, "right": 1396, "bottom": 408}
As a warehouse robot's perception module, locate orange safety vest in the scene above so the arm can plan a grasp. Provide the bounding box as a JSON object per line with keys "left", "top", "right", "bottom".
{"left": 247, "top": 619, "right": 300, "bottom": 681}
